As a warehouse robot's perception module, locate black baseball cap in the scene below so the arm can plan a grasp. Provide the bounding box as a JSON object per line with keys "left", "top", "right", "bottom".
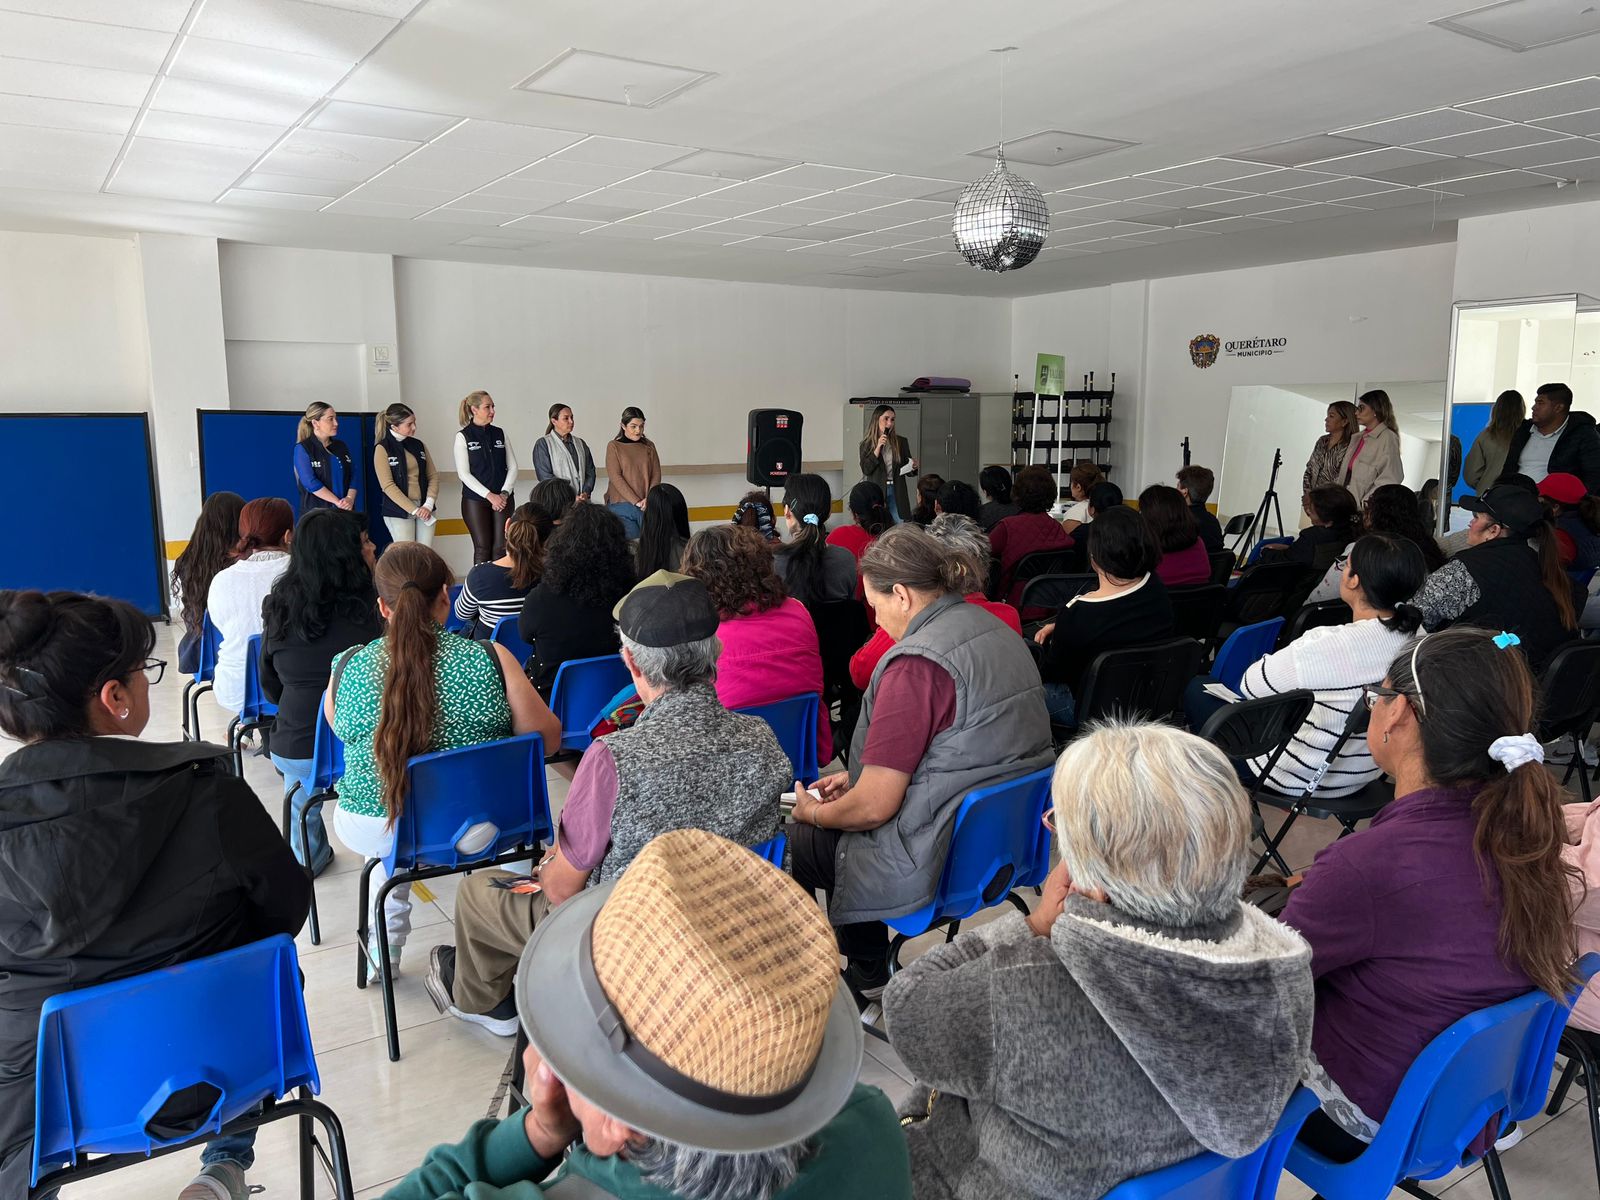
{"left": 1459, "top": 484, "right": 1544, "bottom": 537}
{"left": 616, "top": 572, "right": 720, "bottom": 647}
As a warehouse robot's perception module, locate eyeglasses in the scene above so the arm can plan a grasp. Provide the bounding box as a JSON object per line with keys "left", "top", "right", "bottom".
{"left": 1333, "top": 554, "right": 1350, "bottom": 573}
{"left": 1361, "top": 684, "right": 1408, "bottom": 710}
{"left": 140, "top": 658, "right": 166, "bottom": 686}
{"left": 1041, "top": 807, "right": 1056, "bottom": 834}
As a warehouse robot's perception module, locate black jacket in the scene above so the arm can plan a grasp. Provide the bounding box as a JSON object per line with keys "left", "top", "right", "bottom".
{"left": 262, "top": 612, "right": 382, "bottom": 759}
{"left": 1455, "top": 537, "right": 1578, "bottom": 671}
{"left": 1190, "top": 503, "right": 1225, "bottom": 554}
{"left": 1496, "top": 410, "right": 1600, "bottom": 494}
{"left": 0, "top": 738, "right": 309, "bottom": 1196}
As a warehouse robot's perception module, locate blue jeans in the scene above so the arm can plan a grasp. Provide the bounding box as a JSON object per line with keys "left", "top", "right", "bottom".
{"left": 1043, "top": 682, "right": 1077, "bottom": 726}
{"left": 272, "top": 752, "right": 333, "bottom": 876}
{"left": 886, "top": 486, "right": 901, "bottom": 525}
{"left": 608, "top": 501, "right": 644, "bottom": 538}
{"left": 202, "top": 1129, "right": 257, "bottom": 1169}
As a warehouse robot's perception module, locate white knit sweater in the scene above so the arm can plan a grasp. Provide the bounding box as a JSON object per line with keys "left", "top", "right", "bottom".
{"left": 207, "top": 551, "right": 290, "bottom": 714}
{"left": 1240, "top": 618, "right": 1416, "bottom": 798}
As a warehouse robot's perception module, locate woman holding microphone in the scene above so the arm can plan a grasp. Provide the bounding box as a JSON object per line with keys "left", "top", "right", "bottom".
{"left": 374, "top": 403, "right": 439, "bottom": 546}
{"left": 604, "top": 405, "right": 661, "bottom": 538}
{"left": 857, "top": 403, "right": 917, "bottom": 524}
{"left": 454, "top": 390, "right": 517, "bottom": 564}
{"left": 531, "top": 403, "right": 595, "bottom": 503}
{"left": 293, "top": 402, "right": 356, "bottom": 513}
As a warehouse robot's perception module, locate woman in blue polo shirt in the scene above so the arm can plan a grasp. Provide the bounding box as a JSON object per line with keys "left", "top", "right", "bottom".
{"left": 293, "top": 402, "right": 356, "bottom": 513}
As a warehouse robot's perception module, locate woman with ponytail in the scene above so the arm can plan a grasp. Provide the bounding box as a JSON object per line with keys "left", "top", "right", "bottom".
{"left": 452, "top": 502, "right": 553, "bottom": 640}
{"left": 1283, "top": 626, "right": 1580, "bottom": 1151}
{"left": 774, "top": 473, "right": 857, "bottom": 606}
{"left": 171, "top": 489, "right": 243, "bottom": 672}
{"left": 1411, "top": 482, "right": 1579, "bottom": 669}
{"left": 327, "top": 544, "right": 558, "bottom": 968}
{"left": 373, "top": 402, "right": 438, "bottom": 546}
{"left": 207, "top": 496, "right": 294, "bottom": 714}
{"left": 293, "top": 401, "right": 357, "bottom": 513}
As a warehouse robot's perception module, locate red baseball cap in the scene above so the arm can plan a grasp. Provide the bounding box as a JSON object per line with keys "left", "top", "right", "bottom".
{"left": 1538, "top": 473, "right": 1586, "bottom": 506}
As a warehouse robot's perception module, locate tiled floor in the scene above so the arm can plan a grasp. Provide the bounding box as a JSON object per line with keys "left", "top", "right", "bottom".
{"left": 9, "top": 625, "right": 1599, "bottom": 1199}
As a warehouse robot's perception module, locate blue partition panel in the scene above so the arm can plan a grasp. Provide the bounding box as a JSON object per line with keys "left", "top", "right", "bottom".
{"left": 1450, "top": 403, "right": 1491, "bottom": 503}
{"left": 0, "top": 414, "right": 165, "bottom": 615}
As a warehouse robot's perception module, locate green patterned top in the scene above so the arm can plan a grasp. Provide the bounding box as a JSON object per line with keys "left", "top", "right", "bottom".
{"left": 331, "top": 628, "right": 513, "bottom": 820}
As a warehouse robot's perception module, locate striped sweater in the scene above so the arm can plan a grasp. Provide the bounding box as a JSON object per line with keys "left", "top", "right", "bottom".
{"left": 1240, "top": 619, "right": 1417, "bottom": 798}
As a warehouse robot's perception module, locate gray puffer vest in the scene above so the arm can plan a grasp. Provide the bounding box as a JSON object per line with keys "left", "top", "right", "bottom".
{"left": 832, "top": 593, "right": 1053, "bottom": 923}
{"left": 595, "top": 683, "right": 789, "bottom": 883}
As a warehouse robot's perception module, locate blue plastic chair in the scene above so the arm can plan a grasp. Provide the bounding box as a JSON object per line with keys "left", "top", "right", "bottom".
{"left": 280, "top": 706, "right": 347, "bottom": 947}
{"left": 357, "top": 732, "right": 554, "bottom": 1061}
{"left": 226, "top": 634, "right": 278, "bottom": 777}
{"left": 1212, "top": 618, "right": 1286, "bottom": 692}
{"left": 30, "top": 934, "right": 353, "bottom": 1199}
{"left": 1286, "top": 953, "right": 1600, "bottom": 1200}
{"left": 490, "top": 615, "right": 535, "bottom": 670}
{"left": 754, "top": 832, "right": 787, "bottom": 866}
{"left": 548, "top": 654, "right": 634, "bottom": 756}
{"left": 443, "top": 583, "right": 468, "bottom": 633}
{"left": 737, "top": 693, "right": 821, "bottom": 783}
{"left": 1246, "top": 536, "right": 1294, "bottom": 565}
{"left": 1102, "top": 1087, "right": 1319, "bottom": 1199}
{"left": 883, "top": 766, "right": 1054, "bottom": 971}
{"left": 181, "top": 615, "right": 222, "bottom": 742}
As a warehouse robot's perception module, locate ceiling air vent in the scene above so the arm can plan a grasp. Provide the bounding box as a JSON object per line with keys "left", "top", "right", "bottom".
{"left": 515, "top": 49, "right": 715, "bottom": 108}
{"left": 1433, "top": 1, "right": 1600, "bottom": 52}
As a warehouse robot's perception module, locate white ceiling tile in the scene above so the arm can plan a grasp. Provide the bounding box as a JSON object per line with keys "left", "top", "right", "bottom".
{"left": 551, "top": 136, "right": 695, "bottom": 169}
{"left": 1473, "top": 137, "right": 1596, "bottom": 167}
{"left": 473, "top": 177, "right": 591, "bottom": 204}
{"left": 538, "top": 199, "right": 647, "bottom": 221}
{"left": 1438, "top": 170, "right": 1560, "bottom": 196}
{"left": 582, "top": 221, "right": 674, "bottom": 240}
{"left": 108, "top": 167, "right": 239, "bottom": 200}
{"left": 438, "top": 194, "right": 530, "bottom": 216}
{"left": 1057, "top": 176, "right": 1180, "bottom": 201}
{"left": 151, "top": 77, "right": 311, "bottom": 125}
{"left": 1338, "top": 107, "right": 1503, "bottom": 145}
{"left": 1185, "top": 214, "right": 1290, "bottom": 232}
{"left": 138, "top": 110, "right": 286, "bottom": 151}
{"left": 500, "top": 213, "right": 603, "bottom": 234}
{"left": 1461, "top": 78, "right": 1600, "bottom": 122}
{"left": 576, "top": 187, "right": 681, "bottom": 210}
{"left": 704, "top": 180, "right": 828, "bottom": 207}
{"left": 1543, "top": 157, "right": 1600, "bottom": 181}
{"left": 1335, "top": 187, "right": 1456, "bottom": 208}
{"left": 1370, "top": 156, "right": 1505, "bottom": 185}
{"left": 344, "top": 181, "right": 458, "bottom": 204}
{"left": 412, "top": 207, "right": 515, "bottom": 226}
{"left": 1299, "top": 145, "right": 1446, "bottom": 173}
{"left": 397, "top": 142, "right": 527, "bottom": 179}
{"left": 764, "top": 163, "right": 883, "bottom": 190}
{"left": 238, "top": 170, "right": 352, "bottom": 196}
{"left": 836, "top": 174, "right": 961, "bottom": 201}
{"left": 309, "top": 101, "right": 459, "bottom": 141}
{"left": 221, "top": 186, "right": 327, "bottom": 209}
{"left": 0, "top": 94, "right": 134, "bottom": 135}
{"left": 806, "top": 211, "right": 890, "bottom": 232}
{"left": 454, "top": 234, "right": 544, "bottom": 249}
{"left": 657, "top": 195, "right": 761, "bottom": 218}
{"left": 0, "top": 0, "right": 190, "bottom": 29}
{"left": 0, "top": 55, "right": 152, "bottom": 106}
{"left": 0, "top": 166, "right": 103, "bottom": 191}
{"left": 321, "top": 197, "right": 431, "bottom": 217}
{"left": 738, "top": 234, "right": 826, "bottom": 251}
{"left": 1056, "top": 220, "right": 1171, "bottom": 242}
{"left": 0, "top": 9, "right": 173, "bottom": 73}
{"left": 189, "top": 0, "right": 396, "bottom": 61}
{"left": 261, "top": 128, "right": 420, "bottom": 180}
{"left": 432, "top": 120, "right": 584, "bottom": 159}
{"left": 775, "top": 204, "right": 847, "bottom": 223}
{"left": 1112, "top": 225, "right": 1219, "bottom": 244}
{"left": 120, "top": 135, "right": 260, "bottom": 175}
{"left": 170, "top": 36, "right": 352, "bottom": 97}
{"left": 1256, "top": 202, "right": 1364, "bottom": 222}
{"left": 661, "top": 149, "right": 794, "bottom": 180}
{"left": 510, "top": 158, "right": 639, "bottom": 186}
{"left": 1137, "top": 158, "right": 1276, "bottom": 186}
{"left": 1052, "top": 207, "right": 1121, "bottom": 229}
{"left": 1274, "top": 176, "right": 1403, "bottom": 202}
{"left": 784, "top": 189, "right": 873, "bottom": 212}
{"left": 0, "top": 123, "right": 119, "bottom": 178}
{"left": 1234, "top": 134, "right": 1383, "bottom": 166}
{"left": 1194, "top": 194, "right": 1313, "bottom": 216}
{"left": 1145, "top": 183, "right": 1264, "bottom": 204}
{"left": 615, "top": 209, "right": 713, "bottom": 230}
{"left": 786, "top": 239, "right": 876, "bottom": 256}
{"left": 855, "top": 198, "right": 949, "bottom": 223}
{"left": 315, "top": 0, "right": 423, "bottom": 15}
{"left": 619, "top": 170, "right": 734, "bottom": 198}
{"left": 662, "top": 229, "right": 753, "bottom": 246}
{"left": 835, "top": 229, "right": 919, "bottom": 247}
{"left": 1530, "top": 108, "right": 1600, "bottom": 137}
{"left": 1410, "top": 123, "right": 1567, "bottom": 157}
{"left": 697, "top": 216, "right": 793, "bottom": 235}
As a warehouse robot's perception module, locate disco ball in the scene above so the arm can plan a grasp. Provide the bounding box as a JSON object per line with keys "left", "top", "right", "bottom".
{"left": 952, "top": 147, "right": 1050, "bottom": 272}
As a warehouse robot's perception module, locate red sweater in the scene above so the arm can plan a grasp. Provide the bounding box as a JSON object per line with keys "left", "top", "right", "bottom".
{"left": 849, "top": 594, "right": 1022, "bottom": 690}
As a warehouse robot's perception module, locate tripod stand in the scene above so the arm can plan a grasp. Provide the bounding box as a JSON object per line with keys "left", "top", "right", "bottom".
{"left": 1232, "top": 448, "right": 1285, "bottom": 561}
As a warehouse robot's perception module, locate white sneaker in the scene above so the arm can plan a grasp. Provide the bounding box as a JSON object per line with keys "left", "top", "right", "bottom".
{"left": 178, "top": 1163, "right": 260, "bottom": 1200}
{"left": 366, "top": 931, "right": 402, "bottom": 977}
{"left": 1493, "top": 1122, "right": 1523, "bottom": 1152}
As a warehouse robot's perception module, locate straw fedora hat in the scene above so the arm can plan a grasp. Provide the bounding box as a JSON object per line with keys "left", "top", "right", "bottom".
{"left": 515, "top": 828, "right": 863, "bottom": 1153}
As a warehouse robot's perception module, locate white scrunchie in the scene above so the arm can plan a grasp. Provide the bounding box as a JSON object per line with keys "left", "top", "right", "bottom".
{"left": 1487, "top": 734, "right": 1544, "bottom": 773}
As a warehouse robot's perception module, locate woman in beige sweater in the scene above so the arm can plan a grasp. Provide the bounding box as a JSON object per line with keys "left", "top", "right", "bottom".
{"left": 604, "top": 405, "right": 661, "bottom": 538}
{"left": 1339, "top": 390, "right": 1405, "bottom": 505}
{"left": 374, "top": 402, "right": 440, "bottom": 546}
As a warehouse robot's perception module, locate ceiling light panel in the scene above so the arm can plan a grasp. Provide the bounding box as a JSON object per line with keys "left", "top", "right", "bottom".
{"left": 222, "top": 187, "right": 327, "bottom": 209}
{"left": 170, "top": 37, "right": 353, "bottom": 97}
{"left": 188, "top": 0, "right": 397, "bottom": 61}
{"left": 431, "top": 120, "right": 584, "bottom": 159}
{"left": 310, "top": 101, "right": 459, "bottom": 141}
{"left": 1235, "top": 134, "right": 1383, "bottom": 166}
{"left": 664, "top": 149, "right": 794, "bottom": 179}
{"left": 971, "top": 129, "right": 1137, "bottom": 167}
{"left": 1433, "top": 2, "right": 1600, "bottom": 52}
{"left": 515, "top": 49, "right": 714, "bottom": 109}
{"left": 0, "top": 95, "right": 135, "bottom": 136}
{"left": 0, "top": 10, "right": 173, "bottom": 74}
{"left": 1338, "top": 107, "right": 1503, "bottom": 145}
{"left": 138, "top": 111, "right": 287, "bottom": 151}
{"left": 0, "top": 56, "right": 153, "bottom": 107}
{"left": 1461, "top": 77, "right": 1600, "bottom": 121}
{"left": 261, "top": 128, "right": 421, "bottom": 181}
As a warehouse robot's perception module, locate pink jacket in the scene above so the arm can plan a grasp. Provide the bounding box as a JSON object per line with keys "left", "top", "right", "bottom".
{"left": 1564, "top": 798, "right": 1600, "bottom": 1032}
{"left": 713, "top": 598, "right": 831, "bottom": 768}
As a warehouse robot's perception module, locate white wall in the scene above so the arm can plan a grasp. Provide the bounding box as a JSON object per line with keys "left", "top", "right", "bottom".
{"left": 0, "top": 230, "right": 149, "bottom": 411}
{"left": 1453, "top": 198, "right": 1600, "bottom": 303}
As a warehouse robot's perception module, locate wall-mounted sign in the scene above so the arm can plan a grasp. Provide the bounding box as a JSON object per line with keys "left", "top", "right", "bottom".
{"left": 370, "top": 344, "right": 396, "bottom": 374}
{"left": 1188, "top": 333, "right": 1220, "bottom": 369}
{"left": 1224, "top": 336, "right": 1288, "bottom": 358}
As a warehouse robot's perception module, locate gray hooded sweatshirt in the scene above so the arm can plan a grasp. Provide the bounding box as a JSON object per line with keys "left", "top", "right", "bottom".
{"left": 882, "top": 896, "right": 1314, "bottom": 1200}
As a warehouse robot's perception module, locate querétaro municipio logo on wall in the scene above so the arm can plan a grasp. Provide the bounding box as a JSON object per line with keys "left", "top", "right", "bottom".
{"left": 1224, "top": 336, "right": 1288, "bottom": 358}
{"left": 1188, "top": 333, "right": 1221, "bottom": 369}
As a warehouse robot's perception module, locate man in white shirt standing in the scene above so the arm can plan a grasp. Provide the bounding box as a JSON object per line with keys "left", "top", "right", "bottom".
{"left": 1499, "top": 382, "right": 1600, "bottom": 494}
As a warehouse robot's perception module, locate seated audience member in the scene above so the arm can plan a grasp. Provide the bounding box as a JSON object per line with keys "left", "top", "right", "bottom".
{"left": 829, "top": 481, "right": 889, "bottom": 565}
{"left": 208, "top": 496, "right": 294, "bottom": 714}
{"left": 789, "top": 526, "right": 1053, "bottom": 997}
{"left": 1305, "top": 484, "right": 1445, "bottom": 604}
{"left": 1539, "top": 472, "right": 1600, "bottom": 571}
{"left": 1282, "top": 627, "right": 1579, "bottom": 1152}
{"left": 453, "top": 502, "right": 552, "bottom": 640}
{"left": 886, "top": 721, "right": 1313, "bottom": 1200}
{"left": 530, "top": 478, "right": 577, "bottom": 524}
{"left": 1059, "top": 461, "right": 1104, "bottom": 531}
{"left": 1065, "top": 482, "right": 1127, "bottom": 555}
{"left": 170, "top": 489, "right": 244, "bottom": 673}
{"left": 933, "top": 478, "right": 981, "bottom": 522}
{"left": 682, "top": 526, "right": 832, "bottom": 766}
{"left": 910, "top": 473, "right": 944, "bottom": 526}
{"left": 850, "top": 514, "right": 1021, "bottom": 690}
{"left": 990, "top": 465, "right": 1071, "bottom": 602}
{"left": 1563, "top": 797, "right": 1600, "bottom": 1048}
{"left": 732, "top": 489, "right": 782, "bottom": 543}
{"left": 1279, "top": 485, "right": 1360, "bottom": 569}
{"left": 423, "top": 578, "right": 790, "bottom": 1035}
{"left": 633, "top": 482, "right": 690, "bottom": 578}
{"left": 1496, "top": 380, "right": 1600, "bottom": 494}
{"left": 394, "top": 830, "right": 910, "bottom": 1200}
{"left": 519, "top": 503, "right": 634, "bottom": 696}
{"left": 0, "top": 590, "right": 310, "bottom": 1200}
{"left": 261, "top": 509, "right": 381, "bottom": 874}
{"left": 1186, "top": 534, "right": 1425, "bottom": 797}
{"left": 978, "top": 465, "right": 1020, "bottom": 531}
{"left": 1410, "top": 483, "right": 1577, "bottom": 670}
{"left": 775, "top": 473, "right": 858, "bottom": 605}
{"left": 1141, "top": 484, "right": 1212, "bottom": 587}
{"left": 1035, "top": 506, "right": 1173, "bottom": 727}
{"left": 1176, "top": 465, "right": 1225, "bottom": 553}
{"left": 330, "top": 544, "right": 559, "bottom": 971}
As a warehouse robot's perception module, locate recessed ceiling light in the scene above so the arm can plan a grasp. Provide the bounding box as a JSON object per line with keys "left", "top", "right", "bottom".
{"left": 1433, "top": 1, "right": 1600, "bottom": 52}
{"left": 969, "top": 129, "right": 1137, "bottom": 168}
{"left": 515, "top": 49, "right": 714, "bottom": 108}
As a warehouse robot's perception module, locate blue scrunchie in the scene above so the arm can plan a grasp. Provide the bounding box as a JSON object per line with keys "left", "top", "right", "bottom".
{"left": 803, "top": 513, "right": 820, "bottom": 526}
{"left": 1493, "top": 631, "right": 1521, "bottom": 650}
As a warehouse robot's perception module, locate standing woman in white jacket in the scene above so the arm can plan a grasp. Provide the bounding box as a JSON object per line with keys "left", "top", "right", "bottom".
{"left": 453, "top": 390, "right": 518, "bottom": 564}
{"left": 1340, "top": 390, "right": 1405, "bottom": 506}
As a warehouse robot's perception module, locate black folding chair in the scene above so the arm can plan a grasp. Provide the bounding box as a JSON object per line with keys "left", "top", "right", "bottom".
{"left": 809, "top": 598, "right": 872, "bottom": 764}
{"left": 1005, "top": 545, "right": 1084, "bottom": 607}
{"left": 1280, "top": 599, "right": 1352, "bottom": 648}
{"left": 1018, "top": 574, "right": 1096, "bottom": 636}
{"left": 1208, "top": 550, "right": 1237, "bottom": 586}
{"left": 1250, "top": 703, "right": 1394, "bottom": 873}
{"left": 1198, "top": 689, "right": 1315, "bottom": 856}
{"left": 1060, "top": 637, "right": 1205, "bottom": 743}
{"left": 1546, "top": 1026, "right": 1600, "bottom": 1193}
{"left": 1215, "top": 562, "right": 1316, "bottom": 647}
{"left": 1169, "top": 584, "right": 1227, "bottom": 645}
{"left": 1222, "top": 513, "right": 1254, "bottom": 538}
{"left": 1537, "top": 640, "right": 1600, "bottom": 802}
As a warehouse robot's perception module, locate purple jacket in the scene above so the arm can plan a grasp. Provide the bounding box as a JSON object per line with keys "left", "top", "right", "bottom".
{"left": 1281, "top": 786, "right": 1530, "bottom": 1122}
